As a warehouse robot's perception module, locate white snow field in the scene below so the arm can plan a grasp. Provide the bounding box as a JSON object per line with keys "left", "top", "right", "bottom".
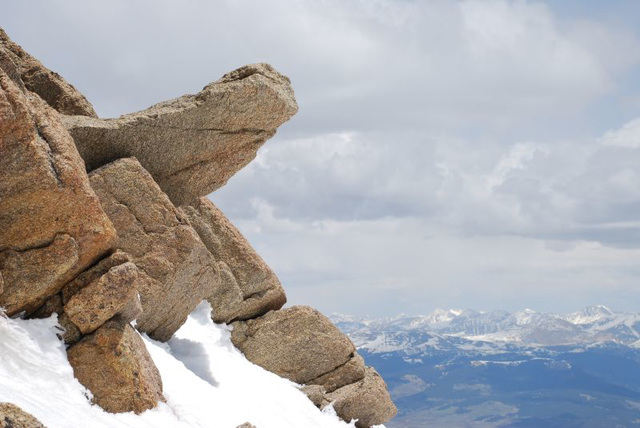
{"left": 0, "top": 302, "right": 357, "bottom": 428}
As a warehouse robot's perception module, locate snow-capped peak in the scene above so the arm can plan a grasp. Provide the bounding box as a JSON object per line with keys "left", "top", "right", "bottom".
{"left": 564, "top": 305, "right": 615, "bottom": 325}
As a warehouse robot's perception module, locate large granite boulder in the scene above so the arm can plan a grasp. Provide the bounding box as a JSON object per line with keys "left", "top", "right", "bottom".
{"left": 0, "top": 403, "right": 46, "bottom": 428}
{"left": 180, "top": 197, "right": 286, "bottom": 323}
{"left": 88, "top": 158, "right": 219, "bottom": 341}
{"left": 230, "top": 306, "right": 356, "bottom": 384}
{"left": 0, "top": 28, "right": 97, "bottom": 117}
{"left": 65, "top": 63, "right": 298, "bottom": 205}
{"left": 66, "top": 318, "right": 164, "bottom": 414}
{"left": 325, "top": 368, "right": 397, "bottom": 428}
{"left": 0, "top": 54, "right": 116, "bottom": 316}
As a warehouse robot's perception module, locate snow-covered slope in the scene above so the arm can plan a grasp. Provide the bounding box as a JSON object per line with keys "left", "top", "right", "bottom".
{"left": 0, "top": 303, "right": 356, "bottom": 428}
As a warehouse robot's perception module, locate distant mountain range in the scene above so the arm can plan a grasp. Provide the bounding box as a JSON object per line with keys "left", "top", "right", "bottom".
{"left": 331, "top": 306, "right": 640, "bottom": 427}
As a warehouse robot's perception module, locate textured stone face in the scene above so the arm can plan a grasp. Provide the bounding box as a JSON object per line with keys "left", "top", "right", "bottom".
{"left": 0, "top": 402, "right": 46, "bottom": 428}
{"left": 65, "top": 63, "right": 298, "bottom": 206}
{"left": 231, "top": 306, "right": 355, "bottom": 384}
{"left": 61, "top": 250, "right": 131, "bottom": 304}
{"left": 0, "top": 62, "right": 116, "bottom": 316}
{"left": 308, "top": 352, "right": 366, "bottom": 393}
{"left": 326, "top": 368, "right": 397, "bottom": 428}
{"left": 64, "top": 262, "right": 142, "bottom": 335}
{"left": 180, "top": 198, "right": 286, "bottom": 323}
{"left": 0, "top": 29, "right": 97, "bottom": 117}
{"left": 66, "top": 318, "right": 164, "bottom": 414}
{"left": 89, "top": 158, "right": 218, "bottom": 341}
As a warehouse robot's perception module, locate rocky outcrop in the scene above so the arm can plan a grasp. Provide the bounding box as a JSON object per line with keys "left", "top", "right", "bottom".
{"left": 0, "top": 28, "right": 97, "bottom": 117}
{"left": 0, "top": 28, "right": 396, "bottom": 426}
{"left": 64, "top": 63, "right": 298, "bottom": 206}
{"left": 231, "top": 306, "right": 355, "bottom": 384}
{"left": 66, "top": 318, "right": 164, "bottom": 414}
{"left": 0, "top": 50, "right": 116, "bottom": 316}
{"left": 325, "top": 368, "right": 397, "bottom": 428}
{"left": 235, "top": 424, "right": 257, "bottom": 428}
{"left": 180, "top": 198, "right": 286, "bottom": 323}
{"left": 88, "top": 158, "right": 219, "bottom": 341}
{"left": 0, "top": 403, "right": 46, "bottom": 428}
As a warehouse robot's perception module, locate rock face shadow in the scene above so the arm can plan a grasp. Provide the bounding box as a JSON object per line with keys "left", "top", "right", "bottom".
{"left": 168, "top": 337, "right": 219, "bottom": 387}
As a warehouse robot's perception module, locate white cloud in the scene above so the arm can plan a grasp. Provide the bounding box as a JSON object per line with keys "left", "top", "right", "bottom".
{"left": 600, "top": 118, "right": 640, "bottom": 148}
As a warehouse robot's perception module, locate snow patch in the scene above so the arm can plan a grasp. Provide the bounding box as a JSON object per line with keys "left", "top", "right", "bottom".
{"left": 0, "top": 304, "right": 356, "bottom": 428}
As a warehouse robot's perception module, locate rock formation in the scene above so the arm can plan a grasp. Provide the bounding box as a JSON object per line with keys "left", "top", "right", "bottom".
{"left": 0, "top": 32, "right": 163, "bottom": 413}
{"left": 0, "top": 403, "right": 46, "bottom": 428}
{"left": 180, "top": 197, "right": 286, "bottom": 323}
{"left": 88, "top": 157, "right": 219, "bottom": 341}
{"left": 0, "top": 28, "right": 396, "bottom": 427}
{"left": 0, "top": 59, "right": 116, "bottom": 316}
{"left": 64, "top": 63, "right": 298, "bottom": 206}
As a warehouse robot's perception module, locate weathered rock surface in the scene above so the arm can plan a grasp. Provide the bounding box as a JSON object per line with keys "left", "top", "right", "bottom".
{"left": 0, "top": 29, "right": 96, "bottom": 117}
{"left": 0, "top": 403, "right": 46, "bottom": 428}
{"left": 61, "top": 250, "right": 130, "bottom": 303}
{"left": 66, "top": 318, "right": 164, "bottom": 414}
{"left": 308, "top": 352, "right": 366, "bottom": 393}
{"left": 0, "top": 61, "right": 116, "bottom": 316}
{"left": 231, "top": 306, "right": 355, "bottom": 384}
{"left": 325, "top": 368, "right": 397, "bottom": 428}
{"left": 65, "top": 63, "right": 298, "bottom": 205}
{"left": 64, "top": 261, "right": 142, "bottom": 335}
{"left": 0, "top": 234, "right": 78, "bottom": 316}
{"left": 180, "top": 198, "right": 286, "bottom": 323}
{"left": 89, "top": 158, "right": 218, "bottom": 341}
{"left": 235, "top": 424, "right": 257, "bottom": 428}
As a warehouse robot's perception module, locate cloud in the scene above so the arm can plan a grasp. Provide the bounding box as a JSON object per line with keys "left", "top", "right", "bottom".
{"left": 4, "top": 0, "right": 640, "bottom": 314}
{"left": 600, "top": 117, "right": 640, "bottom": 148}
{"left": 4, "top": 0, "right": 639, "bottom": 137}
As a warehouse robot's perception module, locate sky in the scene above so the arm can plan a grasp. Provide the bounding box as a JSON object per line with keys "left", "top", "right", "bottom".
{"left": 4, "top": 0, "right": 640, "bottom": 316}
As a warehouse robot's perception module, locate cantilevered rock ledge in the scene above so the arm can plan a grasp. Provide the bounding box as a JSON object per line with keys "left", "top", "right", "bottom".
{"left": 64, "top": 63, "right": 298, "bottom": 206}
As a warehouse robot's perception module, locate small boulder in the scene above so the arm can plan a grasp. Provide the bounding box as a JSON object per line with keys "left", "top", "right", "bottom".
{"left": 231, "top": 306, "right": 355, "bottom": 384}
{"left": 89, "top": 158, "right": 218, "bottom": 341}
{"left": 61, "top": 250, "right": 130, "bottom": 303}
{"left": 64, "top": 261, "right": 142, "bottom": 335}
{"left": 65, "top": 63, "right": 298, "bottom": 205}
{"left": 325, "top": 368, "right": 397, "bottom": 428}
{"left": 66, "top": 318, "right": 164, "bottom": 414}
{"left": 0, "top": 403, "right": 45, "bottom": 428}
{"left": 180, "top": 198, "right": 286, "bottom": 323}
